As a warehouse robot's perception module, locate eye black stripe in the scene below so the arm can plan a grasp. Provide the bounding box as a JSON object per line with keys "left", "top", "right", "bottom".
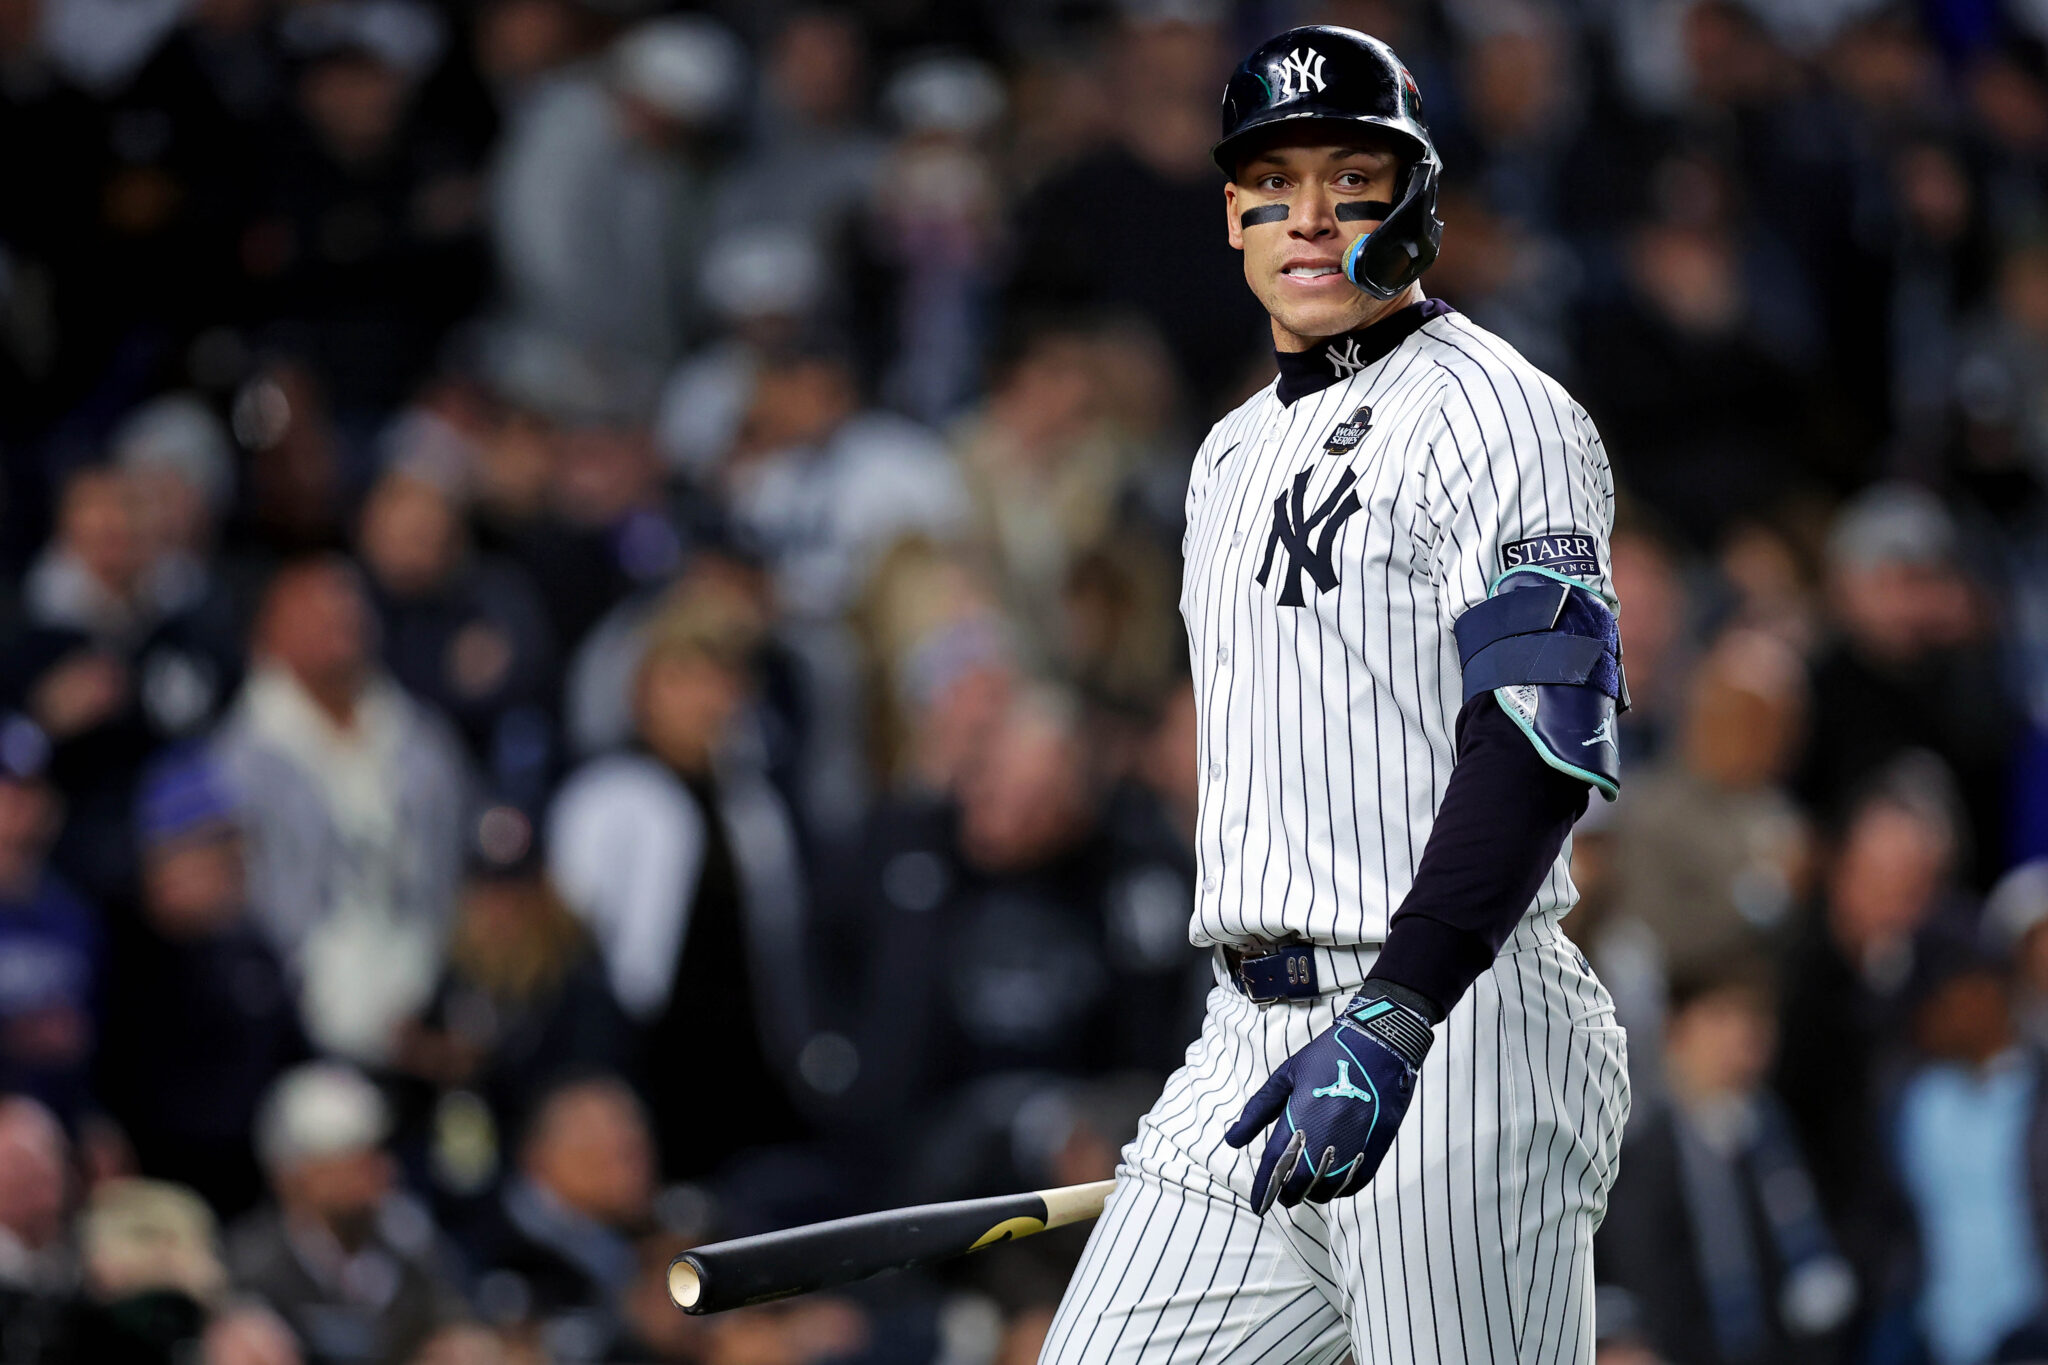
{"left": 1336, "top": 200, "right": 1395, "bottom": 221}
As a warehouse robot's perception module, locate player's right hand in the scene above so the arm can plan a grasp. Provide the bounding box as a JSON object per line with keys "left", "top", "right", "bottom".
{"left": 1223, "top": 985, "right": 1436, "bottom": 1213}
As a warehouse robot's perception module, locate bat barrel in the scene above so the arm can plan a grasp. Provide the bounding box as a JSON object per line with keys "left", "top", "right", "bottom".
{"left": 668, "top": 1180, "right": 1115, "bottom": 1315}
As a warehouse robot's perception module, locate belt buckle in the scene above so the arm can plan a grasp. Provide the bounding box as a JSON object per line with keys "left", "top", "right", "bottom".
{"left": 1234, "top": 940, "right": 1319, "bottom": 1005}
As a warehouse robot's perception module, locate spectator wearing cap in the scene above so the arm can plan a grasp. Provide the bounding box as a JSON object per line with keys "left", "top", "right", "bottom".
{"left": 354, "top": 463, "right": 558, "bottom": 809}
{"left": 490, "top": 13, "right": 745, "bottom": 373}
{"left": 227, "top": 1063, "right": 467, "bottom": 1365}
{"left": 455, "top": 1074, "right": 656, "bottom": 1362}
{"left": 547, "top": 573, "right": 819, "bottom": 1180}
{"left": 212, "top": 558, "right": 472, "bottom": 1066}
{"left": 96, "top": 746, "right": 307, "bottom": 1221}
{"left": 653, "top": 227, "right": 829, "bottom": 480}
{"left": 1795, "top": 482, "right": 2017, "bottom": 885}
{"left": 388, "top": 804, "right": 632, "bottom": 1189}
{"left": 0, "top": 716, "right": 102, "bottom": 1121}
{"left": 111, "top": 393, "right": 237, "bottom": 582}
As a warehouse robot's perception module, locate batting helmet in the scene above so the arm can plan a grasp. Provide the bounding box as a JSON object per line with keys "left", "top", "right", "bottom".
{"left": 1213, "top": 26, "right": 1443, "bottom": 301}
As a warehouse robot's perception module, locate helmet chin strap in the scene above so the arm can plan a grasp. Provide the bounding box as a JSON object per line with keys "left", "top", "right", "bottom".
{"left": 1342, "top": 154, "right": 1442, "bottom": 298}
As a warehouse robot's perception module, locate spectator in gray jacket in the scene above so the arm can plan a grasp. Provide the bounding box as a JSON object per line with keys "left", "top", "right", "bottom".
{"left": 489, "top": 15, "right": 745, "bottom": 374}
{"left": 213, "top": 559, "right": 471, "bottom": 1065}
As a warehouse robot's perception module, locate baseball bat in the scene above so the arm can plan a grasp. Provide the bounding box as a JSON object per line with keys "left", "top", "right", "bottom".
{"left": 667, "top": 1179, "right": 1117, "bottom": 1314}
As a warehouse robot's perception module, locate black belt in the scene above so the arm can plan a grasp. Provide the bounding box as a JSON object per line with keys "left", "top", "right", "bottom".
{"left": 1220, "top": 940, "right": 1320, "bottom": 1003}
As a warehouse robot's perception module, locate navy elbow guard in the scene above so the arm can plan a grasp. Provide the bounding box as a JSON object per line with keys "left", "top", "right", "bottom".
{"left": 1452, "top": 566, "right": 1627, "bottom": 799}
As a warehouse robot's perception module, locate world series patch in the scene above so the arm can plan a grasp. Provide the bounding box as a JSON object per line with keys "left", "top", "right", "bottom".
{"left": 1501, "top": 532, "right": 1600, "bottom": 580}
{"left": 1323, "top": 403, "right": 1372, "bottom": 457}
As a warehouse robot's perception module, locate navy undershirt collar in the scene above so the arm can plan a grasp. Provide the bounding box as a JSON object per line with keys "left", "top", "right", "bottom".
{"left": 1273, "top": 298, "right": 1457, "bottom": 405}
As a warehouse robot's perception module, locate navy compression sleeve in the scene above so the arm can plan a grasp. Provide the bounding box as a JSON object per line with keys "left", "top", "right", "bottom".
{"left": 1365, "top": 693, "right": 1592, "bottom": 1020}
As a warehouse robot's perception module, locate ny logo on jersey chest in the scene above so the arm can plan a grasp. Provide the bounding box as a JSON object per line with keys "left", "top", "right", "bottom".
{"left": 1256, "top": 466, "right": 1362, "bottom": 607}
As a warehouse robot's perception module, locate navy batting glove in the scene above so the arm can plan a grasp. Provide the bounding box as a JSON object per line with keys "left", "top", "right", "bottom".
{"left": 1224, "top": 984, "right": 1437, "bottom": 1214}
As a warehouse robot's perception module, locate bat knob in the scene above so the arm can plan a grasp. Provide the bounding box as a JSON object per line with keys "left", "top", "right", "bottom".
{"left": 668, "top": 1257, "right": 705, "bottom": 1311}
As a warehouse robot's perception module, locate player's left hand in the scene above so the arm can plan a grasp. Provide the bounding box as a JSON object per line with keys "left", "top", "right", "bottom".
{"left": 1224, "top": 984, "right": 1437, "bottom": 1214}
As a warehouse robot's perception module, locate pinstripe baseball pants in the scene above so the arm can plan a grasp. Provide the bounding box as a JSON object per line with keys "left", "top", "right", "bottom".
{"left": 1040, "top": 917, "right": 1629, "bottom": 1365}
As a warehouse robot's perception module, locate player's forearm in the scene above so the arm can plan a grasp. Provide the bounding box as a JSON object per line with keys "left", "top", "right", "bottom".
{"left": 1366, "top": 694, "right": 1591, "bottom": 1019}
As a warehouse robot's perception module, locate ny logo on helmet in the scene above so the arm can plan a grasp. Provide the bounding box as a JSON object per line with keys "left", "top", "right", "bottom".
{"left": 1276, "top": 48, "right": 1327, "bottom": 99}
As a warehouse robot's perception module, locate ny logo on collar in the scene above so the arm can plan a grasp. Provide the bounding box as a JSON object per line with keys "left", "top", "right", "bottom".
{"left": 1256, "top": 466, "right": 1362, "bottom": 606}
{"left": 1276, "top": 48, "right": 1327, "bottom": 99}
{"left": 1326, "top": 338, "right": 1366, "bottom": 378}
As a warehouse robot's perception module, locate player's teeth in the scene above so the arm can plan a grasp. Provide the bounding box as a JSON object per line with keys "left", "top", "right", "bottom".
{"left": 1286, "top": 266, "right": 1338, "bottom": 277}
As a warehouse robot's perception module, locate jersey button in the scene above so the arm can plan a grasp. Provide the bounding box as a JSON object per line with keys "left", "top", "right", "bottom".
{"left": 1215, "top": 645, "right": 1230, "bottom": 665}
{"left": 1208, "top": 762, "right": 1222, "bottom": 779}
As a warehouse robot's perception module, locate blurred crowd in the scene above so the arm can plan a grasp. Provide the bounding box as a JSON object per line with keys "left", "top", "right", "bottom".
{"left": 3, "top": 0, "right": 2048, "bottom": 1362}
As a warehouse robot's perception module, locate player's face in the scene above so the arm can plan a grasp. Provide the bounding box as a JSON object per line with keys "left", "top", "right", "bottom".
{"left": 1224, "top": 139, "right": 1408, "bottom": 347}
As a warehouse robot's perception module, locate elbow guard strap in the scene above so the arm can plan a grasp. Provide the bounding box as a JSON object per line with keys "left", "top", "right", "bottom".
{"left": 1453, "top": 566, "right": 1626, "bottom": 799}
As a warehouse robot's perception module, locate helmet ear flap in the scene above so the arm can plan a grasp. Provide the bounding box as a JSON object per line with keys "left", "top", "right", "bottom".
{"left": 1341, "top": 155, "right": 1443, "bottom": 299}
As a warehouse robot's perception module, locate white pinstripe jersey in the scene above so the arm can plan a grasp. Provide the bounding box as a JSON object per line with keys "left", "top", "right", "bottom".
{"left": 1181, "top": 304, "right": 1617, "bottom": 953}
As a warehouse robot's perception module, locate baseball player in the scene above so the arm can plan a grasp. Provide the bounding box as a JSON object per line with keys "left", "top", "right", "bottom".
{"left": 1040, "top": 27, "right": 1630, "bottom": 1365}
